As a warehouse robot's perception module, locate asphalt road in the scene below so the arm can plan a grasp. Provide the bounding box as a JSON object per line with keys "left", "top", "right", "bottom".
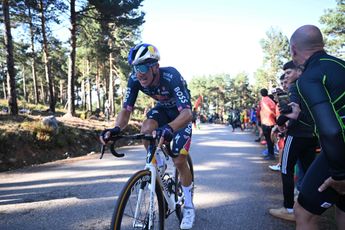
{"left": 0, "top": 124, "right": 336, "bottom": 230}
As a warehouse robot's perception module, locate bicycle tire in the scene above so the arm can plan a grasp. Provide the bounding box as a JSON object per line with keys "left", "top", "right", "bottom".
{"left": 175, "top": 154, "right": 194, "bottom": 222}
{"left": 111, "top": 170, "right": 165, "bottom": 230}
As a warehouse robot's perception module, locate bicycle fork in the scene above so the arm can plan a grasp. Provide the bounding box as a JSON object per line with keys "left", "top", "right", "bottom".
{"left": 132, "top": 165, "right": 157, "bottom": 229}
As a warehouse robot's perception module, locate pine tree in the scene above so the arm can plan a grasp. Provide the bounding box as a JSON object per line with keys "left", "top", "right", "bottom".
{"left": 2, "top": 0, "right": 18, "bottom": 115}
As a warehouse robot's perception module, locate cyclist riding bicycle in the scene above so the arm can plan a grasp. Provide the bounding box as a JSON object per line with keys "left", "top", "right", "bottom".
{"left": 100, "top": 43, "right": 195, "bottom": 229}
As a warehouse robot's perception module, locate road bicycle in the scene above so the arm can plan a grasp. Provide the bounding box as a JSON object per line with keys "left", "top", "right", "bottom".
{"left": 100, "top": 133, "right": 194, "bottom": 230}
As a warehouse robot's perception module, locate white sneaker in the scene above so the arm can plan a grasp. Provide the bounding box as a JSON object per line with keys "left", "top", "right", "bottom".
{"left": 269, "top": 164, "right": 281, "bottom": 171}
{"left": 180, "top": 207, "right": 195, "bottom": 229}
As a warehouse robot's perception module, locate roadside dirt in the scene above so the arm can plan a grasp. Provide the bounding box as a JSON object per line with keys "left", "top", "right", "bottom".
{"left": 0, "top": 113, "right": 140, "bottom": 172}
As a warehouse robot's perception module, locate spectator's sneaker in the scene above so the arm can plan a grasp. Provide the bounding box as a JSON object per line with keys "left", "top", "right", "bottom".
{"left": 269, "top": 164, "right": 281, "bottom": 171}
{"left": 180, "top": 207, "right": 195, "bottom": 229}
{"left": 269, "top": 207, "right": 295, "bottom": 221}
{"left": 262, "top": 149, "right": 268, "bottom": 156}
{"left": 254, "top": 138, "right": 261, "bottom": 142}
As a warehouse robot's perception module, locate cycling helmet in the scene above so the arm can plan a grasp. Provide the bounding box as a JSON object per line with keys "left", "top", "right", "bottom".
{"left": 128, "top": 43, "right": 160, "bottom": 65}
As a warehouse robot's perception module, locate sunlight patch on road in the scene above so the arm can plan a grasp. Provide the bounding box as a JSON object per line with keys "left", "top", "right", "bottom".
{"left": 221, "top": 152, "right": 246, "bottom": 156}
{"left": 194, "top": 161, "right": 232, "bottom": 171}
{"left": 198, "top": 140, "right": 257, "bottom": 147}
{"left": 195, "top": 191, "right": 244, "bottom": 207}
{"left": 0, "top": 196, "right": 81, "bottom": 212}
{"left": 244, "top": 156, "right": 264, "bottom": 160}
{"left": 0, "top": 175, "right": 130, "bottom": 192}
{"left": 250, "top": 160, "right": 267, "bottom": 164}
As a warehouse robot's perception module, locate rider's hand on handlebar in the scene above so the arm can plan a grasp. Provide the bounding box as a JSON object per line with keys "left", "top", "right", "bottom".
{"left": 155, "top": 124, "right": 174, "bottom": 147}
{"left": 100, "top": 126, "right": 121, "bottom": 145}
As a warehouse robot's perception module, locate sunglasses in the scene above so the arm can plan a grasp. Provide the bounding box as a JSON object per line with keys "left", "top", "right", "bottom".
{"left": 133, "top": 63, "right": 156, "bottom": 74}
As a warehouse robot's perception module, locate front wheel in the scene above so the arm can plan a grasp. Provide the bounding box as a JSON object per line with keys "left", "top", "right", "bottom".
{"left": 111, "top": 170, "right": 165, "bottom": 230}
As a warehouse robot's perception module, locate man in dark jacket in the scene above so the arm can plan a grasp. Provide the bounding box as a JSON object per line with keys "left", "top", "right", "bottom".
{"left": 287, "top": 25, "right": 345, "bottom": 229}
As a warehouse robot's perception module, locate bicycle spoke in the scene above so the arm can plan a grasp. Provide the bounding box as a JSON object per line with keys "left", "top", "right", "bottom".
{"left": 111, "top": 170, "right": 164, "bottom": 230}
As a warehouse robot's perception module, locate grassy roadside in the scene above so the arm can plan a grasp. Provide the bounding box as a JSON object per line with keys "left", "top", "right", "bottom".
{"left": 0, "top": 100, "right": 141, "bottom": 172}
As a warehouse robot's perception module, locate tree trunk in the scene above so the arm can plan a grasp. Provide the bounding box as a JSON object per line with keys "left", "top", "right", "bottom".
{"left": 22, "top": 65, "right": 28, "bottom": 102}
{"left": 66, "top": 0, "right": 77, "bottom": 116}
{"left": 81, "top": 78, "right": 86, "bottom": 111}
{"left": 39, "top": 0, "right": 55, "bottom": 113}
{"left": 2, "top": 0, "right": 18, "bottom": 115}
{"left": 95, "top": 62, "right": 101, "bottom": 110}
{"left": 59, "top": 79, "right": 64, "bottom": 104}
{"left": 40, "top": 77, "right": 46, "bottom": 103}
{"left": 2, "top": 80, "right": 6, "bottom": 99}
{"left": 87, "top": 59, "right": 92, "bottom": 112}
{"left": 28, "top": 6, "right": 39, "bottom": 104}
{"left": 108, "top": 40, "right": 114, "bottom": 116}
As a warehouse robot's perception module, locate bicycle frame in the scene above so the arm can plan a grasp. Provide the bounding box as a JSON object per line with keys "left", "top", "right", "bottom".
{"left": 132, "top": 142, "right": 179, "bottom": 229}
{"left": 102, "top": 133, "right": 187, "bottom": 229}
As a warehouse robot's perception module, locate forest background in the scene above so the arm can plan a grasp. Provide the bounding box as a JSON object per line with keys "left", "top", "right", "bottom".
{"left": 0, "top": 0, "right": 344, "bottom": 171}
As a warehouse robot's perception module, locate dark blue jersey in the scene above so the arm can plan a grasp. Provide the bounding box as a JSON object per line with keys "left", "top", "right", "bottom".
{"left": 123, "top": 67, "right": 192, "bottom": 112}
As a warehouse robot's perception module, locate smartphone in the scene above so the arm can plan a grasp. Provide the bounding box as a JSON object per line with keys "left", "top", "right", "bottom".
{"left": 277, "top": 93, "right": 292, "bottom": 114}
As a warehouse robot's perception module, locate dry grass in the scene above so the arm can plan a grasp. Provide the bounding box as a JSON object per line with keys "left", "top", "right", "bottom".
{"left": 0, "top": 100, "right": 141, "bottom": 171}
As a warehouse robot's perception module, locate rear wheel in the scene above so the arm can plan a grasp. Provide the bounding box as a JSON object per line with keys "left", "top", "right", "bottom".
{"left": 111, "top": 170, "right": 165, "bottom": 230}
{"left": 175, "top": 154, "right": 194, "bottom": 222}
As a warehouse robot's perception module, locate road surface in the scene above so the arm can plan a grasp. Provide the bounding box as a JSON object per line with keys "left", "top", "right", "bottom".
{"left": 0, "top": 124, "right": 335, "bottom": 229}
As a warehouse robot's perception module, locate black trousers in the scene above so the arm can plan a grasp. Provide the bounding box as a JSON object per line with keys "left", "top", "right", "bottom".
{"left": 281, "top": 135, "right": 318, "bottom": 209}
{"left": 262, "top": 125, "right": 274, "bottom": 157}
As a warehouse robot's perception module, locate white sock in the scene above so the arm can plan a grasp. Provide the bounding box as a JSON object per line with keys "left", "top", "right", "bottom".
{"left": 287, "top": 208, "right": 294, "bottom": 213}
{"left": 182, "top": 183, "right": 193, "bottom": 208}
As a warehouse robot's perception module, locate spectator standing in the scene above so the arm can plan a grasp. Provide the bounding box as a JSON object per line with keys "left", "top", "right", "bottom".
{"left": 268, "top": 74, "right": 289, "bottom": 171}
{"left": 104, "top": 99, "right": 110, "bottom": 121}
{"left": 269, "top": 61, "right": 318, "bottom": 222}
{"left": 254, "top": 102, "right": 264, "bottom": 142}
{"left": 287, "top": 25, "right": 345, "bottom": 229}
{"left": 258, "top": 88, "right": 277, "bottom": 160}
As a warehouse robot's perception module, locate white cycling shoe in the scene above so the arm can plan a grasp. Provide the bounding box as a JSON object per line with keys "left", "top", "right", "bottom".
{"left": 180, "top": 207, "right": 195, "bottom": 229}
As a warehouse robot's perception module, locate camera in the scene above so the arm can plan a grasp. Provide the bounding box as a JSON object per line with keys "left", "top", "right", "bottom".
{"left": 277, "top": 92, "right": 292, "bottom": 114}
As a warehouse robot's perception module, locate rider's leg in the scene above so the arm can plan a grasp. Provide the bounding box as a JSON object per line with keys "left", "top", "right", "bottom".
{"left": 336, "top": 206, "right": 345, "bottom": 229}
{"left": 172, "top": 122, "right": 193, "bottom": 208}
{"left": 294, "top": 201, "right": 319, "bottom": 230}
{"left": 141, "top": 119, "right": 158, "bottom": 149}
{"left": 295, "top": 152, "right": 341, "bottom": 230}
{"left": 174, "top": 154, "right": 193, "bottom": 208}
{"left": 174, "top": 154, "right": 193, "bottom": 186}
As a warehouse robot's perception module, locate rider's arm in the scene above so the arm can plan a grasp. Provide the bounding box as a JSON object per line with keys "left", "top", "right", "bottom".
{"left": 168, "top": 108, "right": 192, "bottom": 132}
{"left": 167, "top": 68, "right": 193, "bottom": 132}
{"left": 115, "top": 108, "right": 132, "bottom": 130}
{"left": 116, "top": 74, "right": 139, "bottom": 130}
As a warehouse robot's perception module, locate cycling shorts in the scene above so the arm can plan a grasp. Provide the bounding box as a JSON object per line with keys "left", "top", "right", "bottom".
{"left": 146, "top": 106, "right": 192, "bottom": 156}
{"left": 298, "top": 151, "right": 345, "bottom": 215}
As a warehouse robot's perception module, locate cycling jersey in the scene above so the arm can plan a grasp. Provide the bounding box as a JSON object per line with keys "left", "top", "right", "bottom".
{"left": 123, "top": 66, "right": 192, "bottom": 156}
{"left": 296, "top": 50, "right": 345, "bottom": 181}
{"left": 123, "top": 67, "right": 192, "bottom": 112}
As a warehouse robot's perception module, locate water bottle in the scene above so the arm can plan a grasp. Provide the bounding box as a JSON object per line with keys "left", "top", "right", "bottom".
{"left": 156, "top": 150, "right": 166, "bottom": 175}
